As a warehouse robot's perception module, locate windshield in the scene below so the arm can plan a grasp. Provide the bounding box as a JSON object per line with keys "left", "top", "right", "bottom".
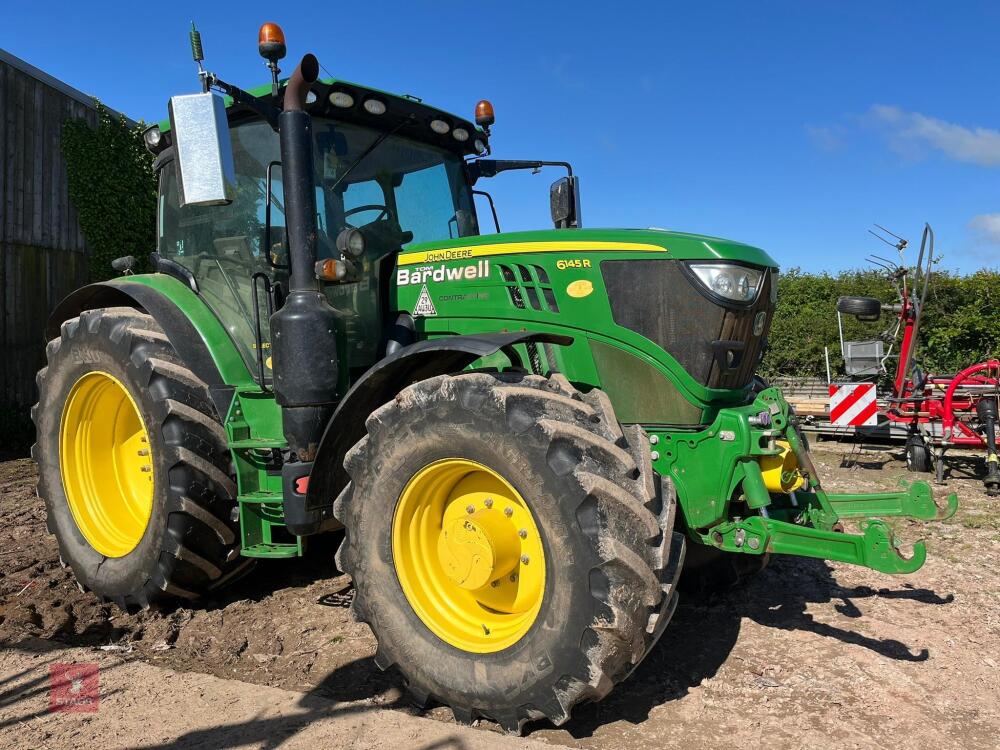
{"left": 157, "top": 117, "right": 477, "bottom": 376}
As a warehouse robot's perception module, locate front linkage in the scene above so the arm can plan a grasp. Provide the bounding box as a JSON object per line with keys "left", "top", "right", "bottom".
{"left": 651, "top": 387, "right": 958, "bottom": 575}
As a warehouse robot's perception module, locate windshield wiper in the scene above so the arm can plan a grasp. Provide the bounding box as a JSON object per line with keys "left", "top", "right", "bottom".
{"left": 330, "top": 121, "right": 406, "bottom": 192}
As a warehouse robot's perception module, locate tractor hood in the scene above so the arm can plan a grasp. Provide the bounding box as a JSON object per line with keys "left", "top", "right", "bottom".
{"left": 397, "top": 227, "right": 778, "bottom": 268}
{"left": 391, "top": 227, "right": 779, "bottom": 397}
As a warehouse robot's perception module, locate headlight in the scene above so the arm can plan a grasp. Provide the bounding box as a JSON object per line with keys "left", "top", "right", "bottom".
{"left": 686, "top": 262, "right": 763, "bottom": 304}
{"left": 143, "top": 125, "right": 162, "bottom": 153}
{"left": 336, "top": 227, "right": 366, "bottom": 258}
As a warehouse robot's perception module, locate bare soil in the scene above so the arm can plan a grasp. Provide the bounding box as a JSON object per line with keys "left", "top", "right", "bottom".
{"left": 2, "top": 440, "right": 998, "bottom": 749}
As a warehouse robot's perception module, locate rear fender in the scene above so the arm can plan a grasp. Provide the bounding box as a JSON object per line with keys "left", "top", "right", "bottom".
{"left": 299, "top": 332, "right": 573, "bottom": 526}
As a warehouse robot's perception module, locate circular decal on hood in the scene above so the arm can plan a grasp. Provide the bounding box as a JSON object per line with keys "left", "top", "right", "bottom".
{"left": 566, "top": 279, "right": 594, "bottom": 298}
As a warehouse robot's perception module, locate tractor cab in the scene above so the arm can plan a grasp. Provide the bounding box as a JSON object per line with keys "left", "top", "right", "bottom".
{"left": 148, "top": 77, "right": 487, "bottom": 383}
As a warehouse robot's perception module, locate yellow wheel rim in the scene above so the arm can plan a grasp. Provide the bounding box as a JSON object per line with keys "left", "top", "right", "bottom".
{"left": 392, "top": 458, "right": 546, "bottom": 653}
{"left": 59, "top": 371, "right": 154, "bottom": 558}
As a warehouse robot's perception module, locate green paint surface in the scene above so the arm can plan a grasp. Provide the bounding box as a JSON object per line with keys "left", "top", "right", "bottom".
{"left": 114, "top": 275, "right": 254, "bottom": 386}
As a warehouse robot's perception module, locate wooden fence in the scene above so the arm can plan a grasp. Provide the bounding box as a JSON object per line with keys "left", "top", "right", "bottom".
{"left": 1, "top": 50, "right": 97, "bottom": 447}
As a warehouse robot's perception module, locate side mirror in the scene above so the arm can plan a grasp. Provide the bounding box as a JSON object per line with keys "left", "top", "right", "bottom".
{"left": 550, "top": 176, "right": 581, "bottom": 229}
{"left": 168, "top": 92, "right": 237, "bottom": 207}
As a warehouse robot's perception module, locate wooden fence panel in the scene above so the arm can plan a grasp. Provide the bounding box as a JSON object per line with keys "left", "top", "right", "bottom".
{"left": 0, "top": 54, "right": 100, "bottom": 445}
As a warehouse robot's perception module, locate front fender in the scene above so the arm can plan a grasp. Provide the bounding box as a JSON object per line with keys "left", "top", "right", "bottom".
{"left": 46, "top": 274, "right": 254, "bottom": 415}
{"left": 302, "top": 331, "right": 572, "bottom": 517}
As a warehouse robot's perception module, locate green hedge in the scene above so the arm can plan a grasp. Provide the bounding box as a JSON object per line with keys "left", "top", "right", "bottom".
{"left": 761, "top": 268, "right": 1000, "bottom": 379}
{"left": 61, "top": 103, "right": 157, "bottom": 281}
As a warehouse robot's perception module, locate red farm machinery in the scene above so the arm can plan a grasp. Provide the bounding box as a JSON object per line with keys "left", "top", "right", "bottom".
{"left": 834, "top": 224, "right": 999, "bottom": 494}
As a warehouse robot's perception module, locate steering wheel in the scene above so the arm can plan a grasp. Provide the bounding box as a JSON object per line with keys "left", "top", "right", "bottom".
{"left": 344, "top": 204, "right": 389, "bottom": 228}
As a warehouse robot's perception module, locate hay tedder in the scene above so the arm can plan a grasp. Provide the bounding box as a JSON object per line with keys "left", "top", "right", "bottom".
{"left": 836, "top": 224, "right": 1000, "bottom": 494}
{"left": 33, "top": 24, "right": 958, "bottom": 731}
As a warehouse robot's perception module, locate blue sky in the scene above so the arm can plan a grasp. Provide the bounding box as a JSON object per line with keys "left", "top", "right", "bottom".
{"left": 7, "top": 2, "right": 1000, "bottom": 273}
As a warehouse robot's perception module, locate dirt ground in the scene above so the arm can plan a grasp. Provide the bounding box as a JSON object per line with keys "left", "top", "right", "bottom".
{"left": 0, "top": 639, "right": 555, "bottom": 750}
{"left": 1, "top": 440, "right": 998, "bottom": 749}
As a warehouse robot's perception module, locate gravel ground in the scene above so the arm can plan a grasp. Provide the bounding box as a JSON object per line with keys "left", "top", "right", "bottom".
{"left": 1, "top": 440, "right": 997, "bottom": 749}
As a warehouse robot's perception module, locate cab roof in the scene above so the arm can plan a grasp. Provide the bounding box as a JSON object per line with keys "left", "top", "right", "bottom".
{"left": 156, "top": 76, "right": 488, "bottom": 158}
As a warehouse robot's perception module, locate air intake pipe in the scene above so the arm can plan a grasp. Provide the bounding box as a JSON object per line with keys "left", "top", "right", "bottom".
{"left": 269, "top": 54, "right": 341, "bottom": 463}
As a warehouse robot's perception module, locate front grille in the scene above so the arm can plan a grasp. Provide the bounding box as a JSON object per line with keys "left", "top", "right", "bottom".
{"left": 601, "top": 259, "right": 774, "bottom": 389}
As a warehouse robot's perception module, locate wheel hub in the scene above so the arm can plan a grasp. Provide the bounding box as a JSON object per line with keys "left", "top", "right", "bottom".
{"left": 437, "top": 509, "right": 522, "bottom": 590}
{"left": 392, "top": 458, "right": 546, "bottom": 653}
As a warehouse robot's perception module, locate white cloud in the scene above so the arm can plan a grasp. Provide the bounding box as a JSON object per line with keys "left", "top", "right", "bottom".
{"left": 969, "top": 213, "right": 1000, "bottom": 245}
{"left": 871, "top": 105, "right": 1000, "bottom": 166}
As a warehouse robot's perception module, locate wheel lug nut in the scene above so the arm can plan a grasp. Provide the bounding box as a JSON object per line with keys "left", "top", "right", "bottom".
{"left": 518, "top": 529, "right": 527, "bottom": 539}
{"left": 520, "top": 555, "right": 530, "bottom": 565}
{"left": 504, "top": 507, "right": 513, "bottom": 517}
{"left": 466, "top": 505, "right": 475, "bottom": 514}
{"left": 484, "top": 497, "right": 493, "bottom": 508}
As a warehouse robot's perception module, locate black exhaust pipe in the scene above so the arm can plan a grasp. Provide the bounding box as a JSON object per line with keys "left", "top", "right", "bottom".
{"left": 269, "top": 54, "right": 340, "bottom": 465}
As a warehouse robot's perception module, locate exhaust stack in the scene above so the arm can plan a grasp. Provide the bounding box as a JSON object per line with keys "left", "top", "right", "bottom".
{"left": 269, "top": 54, "right": 341, "bottom": 463}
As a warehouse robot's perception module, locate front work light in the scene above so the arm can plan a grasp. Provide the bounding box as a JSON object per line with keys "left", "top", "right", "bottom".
{"left": 143, "top": 125, "right": 162, "bottom": 152}
{"left": 686, "top": 262, "right": 763, "bottom": 304}
{"left": 329, "top": 91, "right": 354, "bottom": 108}
{"left": 336, "top": 227, "right": 366, "bottom": 258}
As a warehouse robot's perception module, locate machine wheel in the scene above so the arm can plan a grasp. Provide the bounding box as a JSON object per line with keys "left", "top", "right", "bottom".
{"left": 905, "top": 436, "right": 932, "bottom": 473}
{"left": 836, "top": 296, "right": 883, "bottom": 319}
{"left": 33, "top": 307, "right": 244, "bottom": 608}
{"left": 678, "top": 543, "right": 771, "bottom": 596}
{"left": 334, "top": 372, "right": 685, "bottom": 732}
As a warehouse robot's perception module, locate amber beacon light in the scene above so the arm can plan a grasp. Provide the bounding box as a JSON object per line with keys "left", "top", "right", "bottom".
{"left": 258, "top": 22, "right": 287, "bottom": 62}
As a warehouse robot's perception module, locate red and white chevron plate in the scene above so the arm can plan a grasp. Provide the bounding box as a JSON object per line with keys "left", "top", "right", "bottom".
{"left": 828, "top": 383, "right": 878, "bottom": 427}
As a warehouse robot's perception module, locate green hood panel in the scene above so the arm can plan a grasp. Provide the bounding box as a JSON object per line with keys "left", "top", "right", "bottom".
{"left": 401, "top": 228, "right": 778, "bottom": 268}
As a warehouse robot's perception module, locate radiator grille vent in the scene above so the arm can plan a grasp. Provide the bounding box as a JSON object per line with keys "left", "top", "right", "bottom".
{"left": 498, "top": 263, "right": 559, "bottom": 313}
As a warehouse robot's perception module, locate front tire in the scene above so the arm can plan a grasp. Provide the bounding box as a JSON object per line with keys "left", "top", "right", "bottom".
{"left": 334, "top": 372, "right": 685, "bottom": 732}
{"left": 33, "top": 307, "right": 244, "bottom": 607}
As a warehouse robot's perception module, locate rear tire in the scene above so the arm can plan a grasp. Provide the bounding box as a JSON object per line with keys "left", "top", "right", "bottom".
{"left": 33, "top": 307, "right": 245, "bottom": 607}
{"left": 333, "top": 372, "right": 685, "bottom": 732}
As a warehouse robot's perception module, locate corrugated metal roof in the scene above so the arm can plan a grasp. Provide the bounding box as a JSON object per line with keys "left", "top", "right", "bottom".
{"left": 0, "top": 47, "right": 134, "bottom": 124}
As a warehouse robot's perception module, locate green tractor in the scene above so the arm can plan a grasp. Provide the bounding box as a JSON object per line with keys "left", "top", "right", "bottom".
{"left": 34, "top": 25, "right": 957, "bottom": 731}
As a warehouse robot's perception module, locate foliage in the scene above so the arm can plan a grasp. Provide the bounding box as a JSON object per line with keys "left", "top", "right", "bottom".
{"left": 760, "top": 267, "right": 1000, "bottom": 379}
{"left": 61, "top": 103, "right": 157, "bottom": 281}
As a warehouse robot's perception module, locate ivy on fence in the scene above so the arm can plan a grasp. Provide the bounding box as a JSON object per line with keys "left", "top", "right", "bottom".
{"left": 61, "top": 103, "right": 157, "bottom": 281}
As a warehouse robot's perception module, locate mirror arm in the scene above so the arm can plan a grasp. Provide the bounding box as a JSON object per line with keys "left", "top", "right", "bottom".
{"left": 466, "top": 159, "right": 574, "bottom": 185}
{"left": 205, "top": 72, "right": 281, "bottom": 129}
